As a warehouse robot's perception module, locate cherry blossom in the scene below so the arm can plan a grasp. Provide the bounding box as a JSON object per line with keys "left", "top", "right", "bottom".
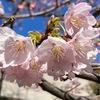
{"left": 67, "top": 28, "right": 99, "bottom": 78}
{"left": 35, "top": 36, "right": 75, "bottom": 79}
{"left": 29, "top": 2, "right": 36, "bottom": 10}
{"left": 0, "top": 27, "right": 16, "bottom": 37}
{"left": 64, "top": 2, "right": 96, "bottom": 37}
{"left": 18, "top": 2, "right": 26, "bottom": 10}
{"left": 18, "top": 4, "right": 25, "bottom": 10}
{"left": 2, "top": 56, "right": 47, "bottom": 87}
{"left": 0, "top": 27, "right": 35, "bottom": 68}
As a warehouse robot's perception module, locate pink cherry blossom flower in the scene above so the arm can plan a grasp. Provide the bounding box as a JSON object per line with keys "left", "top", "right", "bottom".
{"left": 18, "top": 2, "right": 26, "bottom": 10}
{"left": 29, "top": 2, "right": 36, "bottom": 10}
{"left": 68, "top": 28, "right": 99, "bottom": 78}
{"left": 3, "top": 57, "right": 47, "bottom": 87}
{"left": 35, "top": 36, "right": 75, "bottom": 80}
{"left": 64, "top": 2, "right": 96, "bottom": 37}
{"left": 0, "top": 27, "right": 35, "bottom": 67}
{"left": 0, "top": 27, "right": 17, "bottom": 63}
{"left": 0, "top": 26, "right": 16, "bottom": 37}
{"left": 18, "top": 4, "right": 25, "bottom": 10}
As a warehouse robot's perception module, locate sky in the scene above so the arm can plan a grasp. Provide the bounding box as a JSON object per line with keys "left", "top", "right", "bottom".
{"left": 1, "top": 0, "right": 100, "bottom": 63}
{"left": 2, "top": 0, "right": 47, "bottom": 36}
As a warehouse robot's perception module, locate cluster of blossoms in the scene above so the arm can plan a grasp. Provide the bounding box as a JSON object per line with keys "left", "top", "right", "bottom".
{"left": 18, "top": 0, "right": 62, "bottom": 11}
{"left": 18, "top": 1, "right": 36, "bottom": 10}
{"left": 0, "top": 2, "right": 100, "bottom": 87}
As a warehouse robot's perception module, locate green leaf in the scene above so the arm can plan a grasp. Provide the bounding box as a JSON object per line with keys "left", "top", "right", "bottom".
{"left": 50, "top": 28, "right": 61, "bottom": 38}
{"left": 28, "top": 31, "right": 42, "bottom": 43}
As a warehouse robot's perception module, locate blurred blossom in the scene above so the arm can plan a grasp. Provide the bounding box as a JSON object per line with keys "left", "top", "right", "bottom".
{"left": 18, "top": 4, "right": 25, "bottom": 10}
{"left": 29, "top": 2, "right": 36, "bottom": 10}
{"left": 18, "top": 2, "right": 26, "bottom": 10}
{"left": 97, "top": 42, "right": 100, "bottom": 46}
{"left": 0, "top": 1, "right": 5, "bottom": 15}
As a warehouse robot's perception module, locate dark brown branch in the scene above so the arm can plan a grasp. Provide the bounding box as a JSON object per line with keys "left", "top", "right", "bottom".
{"left": 39, "top": 65, "right": 100, "bottom": 100}
{"left": 0, "top": 16, "right": 16, "bottom": 27}
{"left": 39, "top": 78, "right": 65, "bottom": 99}
{"left": 13, "top": 0, "right": 25, "bottom": 15}
{"left": 10, "top": 0, "right": 25, "bottom": 29}
{"left": 39, "top": 78, "right": 97, "bottom": 100}
{"left": 27, "top": 2, "right": 33, "bottom": 17}
{"left": 76, "top": 72, "right": 100, "bottom": 84}
{"left": 92, "top": 6, "right": 100, "bottom": 17}
{"left": 39, "top": 68, "right": 100, "bottom": 100}
{"left": 91, "top": 63, "right": 100, "bottom": 67}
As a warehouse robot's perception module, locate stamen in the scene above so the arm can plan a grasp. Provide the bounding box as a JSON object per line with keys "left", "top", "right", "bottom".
{"left": 70, "top": 15, "right": 85, "bottom": 29}
{"left": 51, "top": 44, "right": 65, "bottom": 61}
{"left": 8, "top": 40, "right": 25, "bottom": 57}
{"left": 73, "top": 42, "right": 87, "bottom": 57}
{"left": 13, "top": 40, "right": 25, "bottom": 51}
{"left": 30, "top": 59, "right": 38, "bottom": 70}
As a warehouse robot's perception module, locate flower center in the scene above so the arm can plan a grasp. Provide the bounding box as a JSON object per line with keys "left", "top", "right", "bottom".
{"left": 8, "top": 40, "right": 26, "bottom": 57}
{"left": 30, "top": 59, "right": 38, "bottom": 70}
{"left": 12, "top": 40, "right": 25, "bottom": 52}
{"left": 70, "top": 15, "right": 85, "bottom": 29}
{"left": 72, "top": 41, "right": 87, "bottom": 57}
{"left": 51, "top": 44, "right": 64, "bottom": 61}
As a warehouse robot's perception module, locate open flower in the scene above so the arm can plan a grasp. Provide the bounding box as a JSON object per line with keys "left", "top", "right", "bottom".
{"left": 64, "top": 2, "right": 96, "bottom": 37}
{"left": 0, "top": 27, "right": 16, "bottom": 38}
{"left": 3, "top": 57, "right": 47, "bottom": 87}
{"left": 67, "top": 28, "right": 99, "bottom": 78}
{"left": 35, "top": 36, "right": 75, "bottom": 79}
{"left": 0, "top": 27, "right": 35, "bottom": 67}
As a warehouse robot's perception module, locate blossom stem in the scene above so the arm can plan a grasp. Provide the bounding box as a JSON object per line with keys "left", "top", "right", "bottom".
{"left": 58, "top": 22, "right": 67, "bottom": 36}
{"left": 33, "top": 39, "right": 36, "bottom": 49}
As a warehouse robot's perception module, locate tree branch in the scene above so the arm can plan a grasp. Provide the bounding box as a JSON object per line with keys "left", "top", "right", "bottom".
{"left": 92, "top": 6, "right": 100, "bottom": 17}
{"left": 39, "top": 67, "right": 100, "bottom": 100}
{"left": 0, "top": 16, "right": 16, "bottom": 27}
{"left": 76, "top": 72, "right": 100, "bottom": 84}
{"left": 39, "top": 78, "right": 98, "bottom": 100}
{"left": 0, "top": 0, "right": 70, "bottom": 19}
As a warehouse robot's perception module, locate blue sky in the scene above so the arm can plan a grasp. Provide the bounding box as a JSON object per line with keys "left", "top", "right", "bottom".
{"left": 2, "top": 0, "right": 47, "bottom": 36}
